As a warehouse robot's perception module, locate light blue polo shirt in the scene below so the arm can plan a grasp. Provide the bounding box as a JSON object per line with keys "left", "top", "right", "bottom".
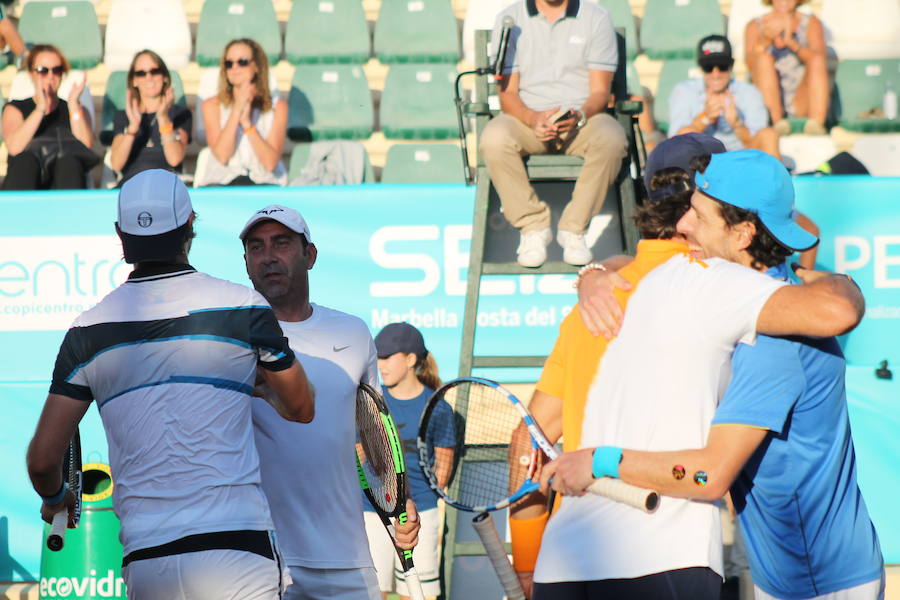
{"left": 712, "top": 264, "right": 883, "bottom": 599}
{"left": 667, "top": 78, "right": 769, "bottom": 151}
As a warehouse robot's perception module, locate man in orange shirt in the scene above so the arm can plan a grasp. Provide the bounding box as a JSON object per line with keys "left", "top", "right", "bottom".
{"left": 508, "top": 133, "right": 726, "bottom": 596}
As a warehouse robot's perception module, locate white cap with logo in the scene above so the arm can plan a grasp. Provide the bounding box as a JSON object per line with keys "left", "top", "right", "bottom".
{"left": 240, "top": 204, "right": 312, "bottom": 243}
{"left": 117, "top": 169, "right": 193, "bottom": 263}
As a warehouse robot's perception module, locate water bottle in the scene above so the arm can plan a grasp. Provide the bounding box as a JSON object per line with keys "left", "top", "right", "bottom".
{"left": 884, "top": 81, "right": 898, "bottom": 120}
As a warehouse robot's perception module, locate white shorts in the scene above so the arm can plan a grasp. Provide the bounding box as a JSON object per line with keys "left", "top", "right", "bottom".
{"left": 123, "top": 549, "right": 284, "bottom": 600}
{"left": 754, "top": 572, "right": 885, "bottom": 600}
{"left": 283, "top": 565, "right": 380, "bottom": 600}
{"left": 364, "top": 507, "right": 441, "bottom": 598}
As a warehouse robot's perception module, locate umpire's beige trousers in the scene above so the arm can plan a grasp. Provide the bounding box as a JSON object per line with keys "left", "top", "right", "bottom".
{"left": 479, "top": 112, "right": 628, "bottom": 234}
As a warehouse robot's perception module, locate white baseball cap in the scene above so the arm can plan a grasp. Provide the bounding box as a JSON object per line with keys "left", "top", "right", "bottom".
{"left": 239, "top": 204, "right": 312, "bottom": 244}
{"left": 117, "top": 169, "right": 193, "bottom": 263}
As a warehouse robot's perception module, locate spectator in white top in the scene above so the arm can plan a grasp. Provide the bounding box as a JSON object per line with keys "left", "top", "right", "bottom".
{"left": 200, "top": 38, "right": 287, "bottom": 186}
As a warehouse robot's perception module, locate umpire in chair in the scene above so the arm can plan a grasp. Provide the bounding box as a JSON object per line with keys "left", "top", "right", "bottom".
{"left": 480, "top": 0, "right": 628, "bottom": 268}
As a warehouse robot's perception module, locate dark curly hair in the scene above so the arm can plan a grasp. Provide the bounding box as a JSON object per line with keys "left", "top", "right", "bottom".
{"left": 635, "top": 154, "right": 713, "bottom": 239}
{"left": 715, "top": 203, "right": 793, "bottom": 270}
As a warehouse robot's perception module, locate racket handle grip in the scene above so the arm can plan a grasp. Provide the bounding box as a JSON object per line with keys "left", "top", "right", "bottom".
{"left": 586, "top": 477, "right": 660, "bottom": 513}
{"left": 403, "top": 567, "right": 427, "bottom": 600}
{"left": 471, "top": 512, "right": 526, "bottom": 600}
{"left": 47, "top": 509, "right": 68, "bottom": 551}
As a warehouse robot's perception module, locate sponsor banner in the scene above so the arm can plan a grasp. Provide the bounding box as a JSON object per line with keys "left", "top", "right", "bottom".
{"left": 1, "top": 179, "right": 898, "bottom": 580}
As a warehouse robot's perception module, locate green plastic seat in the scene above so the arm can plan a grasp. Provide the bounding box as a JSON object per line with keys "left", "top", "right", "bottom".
{"left": 835, "top": 59, "right": 900, "bottom": 133}
{"left": 374, "top": 0, "right": 459, "bottom": 64}
{"left": 381, "top": 143, "right": 465, "bottom": 183}
{"left": 287, "top": 64, "right": 373, "bottom": 141}
{"left": 99, "top": 71, "right": 187, "bottom": 146}
{"left": 18, "top": 1, "right": 102, "bottom": 69}
{"left": 381, "top": 64, "right": 459, "bottom": 140}
{"left": 287, "top": 141, "right": 375, "bottom": 183}
{"left": 653, "top": 59, "right": 698, "bottom": 134}
{"left": 195, "top": 0, "right": 281, "bottom": 67}
{"left": 598, "top": 0, "right": 639, "bottom": 60}
{"left": 285, "top": 0, "right": 370, "bottom": 65}
{"left": 640, "top": 0, "right": 724, "bottom": 60}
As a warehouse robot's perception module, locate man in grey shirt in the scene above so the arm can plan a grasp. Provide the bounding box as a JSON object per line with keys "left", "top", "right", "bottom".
{"left": 479, "top": 0, "right": 628, "bottom": 268}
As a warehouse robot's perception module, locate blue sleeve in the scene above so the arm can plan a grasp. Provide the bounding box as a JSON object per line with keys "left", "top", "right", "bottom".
{"left": 667, "top": 81, "right": 700, "bottom": 135}
{"left": 737, "top": 82, "right": 769, "bottom": 135}
{"left": 429, "top": 400, "right": 457, "bottom": 448}
{"left": 712, "top": 336, "right": 804, "bottom": 434}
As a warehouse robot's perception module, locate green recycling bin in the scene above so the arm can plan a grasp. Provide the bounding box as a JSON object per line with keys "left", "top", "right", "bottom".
{"left": 40, "top": 463, "right": 126, "bottom": 599}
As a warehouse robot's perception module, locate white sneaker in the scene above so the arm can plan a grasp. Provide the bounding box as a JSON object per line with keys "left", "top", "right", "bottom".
{"left": 557, "top": 230, "right": 592, "bottom": 266}
{"left": 517, "top": 228, "right": 552, "bottom": 267}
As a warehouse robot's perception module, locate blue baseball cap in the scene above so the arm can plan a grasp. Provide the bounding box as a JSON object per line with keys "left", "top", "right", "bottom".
{"left": 694, "top": 150, "right": 818, "bottom": 251}
{"left": 374, "top": 322, "right": 427, "bottom": 359}
{"left": 644, "top": 133, "right": 726, "bottom": 202}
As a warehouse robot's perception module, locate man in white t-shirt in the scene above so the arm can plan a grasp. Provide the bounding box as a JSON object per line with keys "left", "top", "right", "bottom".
{"left": 530, "top": 150, "right": 864, "bottom": 599}
{"left": 28, "top": 170, "right": 314, "bottom": 600}
{"left": 239, "top": 205, "right": 421, "bottom": 600}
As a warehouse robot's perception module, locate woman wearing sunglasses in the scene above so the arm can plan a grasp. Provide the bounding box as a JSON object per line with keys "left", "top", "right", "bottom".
{"left": 2, "top": 44, "right": 94, "bottom": 190}
{"left": 109, "top": 50, "right": 192, "bottom": 184}
{"left": 199, "top": 38, "right": 287, "bottom": 186}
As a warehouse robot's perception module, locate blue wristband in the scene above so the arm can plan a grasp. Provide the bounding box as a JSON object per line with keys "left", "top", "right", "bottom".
{"left": 41, "top": 482, "right": 67, "bottom": 506}
{"left": 591, "top": 446, "right": 623, "bottom": 479}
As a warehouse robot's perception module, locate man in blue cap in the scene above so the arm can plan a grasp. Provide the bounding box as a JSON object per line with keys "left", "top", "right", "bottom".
{"left": 543, "top": 149, "right": 883, "bottom": 599}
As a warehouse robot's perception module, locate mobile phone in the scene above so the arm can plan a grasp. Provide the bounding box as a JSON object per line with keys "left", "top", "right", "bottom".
{"left": 552, "top": 109, "right": 575, "bottom": 123}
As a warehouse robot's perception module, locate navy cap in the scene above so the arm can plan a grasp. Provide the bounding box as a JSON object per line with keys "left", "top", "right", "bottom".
{"left": 694, "top": 149, "right": 819, "bottom": 251}
{"left": 697, "top": 34, "right": 734, "bottom": 68}
{"left": 644, "top": 133, "right": 726, "bottom": 203}
{"left": 374, "top": 322, "right": 427, "bottom": 359}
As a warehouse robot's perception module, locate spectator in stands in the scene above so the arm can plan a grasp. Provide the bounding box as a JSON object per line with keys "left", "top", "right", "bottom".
{"left": 109, "top": 50, "right": 191, "bottom": 184}
{"left": 479, "top": 0, "right": 628, "bottom": 268}
{"left": 2, "top": 44, "right": 96, "bottom": 190}
{"left": 200, "top": 38, "right": 287, "bottom": 186}
{"left": 0, "top": 4, "right": 25, "bottom": 66}
{"left": 745, "top": 0, "right": 829, "bottom": 136}
{"left": 669, "top": 35, "right": 780, "bottom": 159}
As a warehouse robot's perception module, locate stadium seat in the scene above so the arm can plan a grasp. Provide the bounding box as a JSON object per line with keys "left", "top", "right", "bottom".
{"left": 726, "top": 0, "right": 768, "bottom": 61}
{"left": 594, "top": 0, "right": 639, "bottom": 60}
{"left": 374, "top": 0, "right": 459, "bottom": 64}
{"left": 850, "top": 134, "right": 900, "bottom": 176}
{"left": 104, "top": 0, "right": 192, "bottom": 71}
{"left": 99, "top": 70, "right": 187, "bottom": 146}
{"left": 821, "top": 0, "right": 900, "bottom": 60}
{"left": 778, "top": 135, "right": 837, "bottom": 174}
{"left": 195, "top": 0, "right": 282, "bottom": 67}
{"left": 381, "top": 143, "right": 465, "bottom": 183}
{"left": 461, "top": 0, "right": 517, "bottom": 65}
{"left": 287, "top": 64, "right": 373, "bottom": 141}
{"left": 640, "top": 0, "right": 724, "bottom": 60}
{"left": 287, "top": 141, "right": 375, "bottom": 183}
{"left": 834, "top": 59, "right": 900, "bottom": 132}
{"left": 18, "top": 1, "right": 102, "bottom": 69}
{"left": 284, "top": 0, "right": 370, "bottom": 65}
{"left": 8, "top": 70, "right": 96, "bottom": 127}
{"left": 653, "top": 59, "right": 700, "bottom": 134}
{"left": 380, "top": 63, "right": 459, "bottom": 140}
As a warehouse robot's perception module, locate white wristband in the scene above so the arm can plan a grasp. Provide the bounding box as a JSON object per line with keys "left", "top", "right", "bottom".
{"left": 573, "top": 262, "right": 608, "bottom": 289}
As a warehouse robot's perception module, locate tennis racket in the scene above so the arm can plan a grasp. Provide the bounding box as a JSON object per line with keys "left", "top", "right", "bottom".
{"left": 417, "top": 377, "right": 659, "bottom": 597}
{"left": 47, "top": 428, "right": 82, "bottom": 552}
{"left": 355, "top": 383, "right": 426, "bottom": 600}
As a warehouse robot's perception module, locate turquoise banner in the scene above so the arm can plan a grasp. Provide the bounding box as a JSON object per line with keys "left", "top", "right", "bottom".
{"left": 1, "top": 178, "right": 898, "bottom": 580}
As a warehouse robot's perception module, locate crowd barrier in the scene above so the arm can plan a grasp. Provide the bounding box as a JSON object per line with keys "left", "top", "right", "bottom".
{"left": 1, "top": 178, "right": 898, "bottom": 580}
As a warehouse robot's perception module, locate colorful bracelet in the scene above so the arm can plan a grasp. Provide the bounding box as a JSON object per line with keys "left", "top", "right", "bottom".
{"left": 243, "top": 124, "right": 257, "bottom": 135}
{"left": 158, "top": 122, "right": 174, "bottom": 135}
{"left": 41, "top": 482, "right": 67, "bottom": 506}
{"left": 591, "top": 446, "right": 623, "bottom": 479}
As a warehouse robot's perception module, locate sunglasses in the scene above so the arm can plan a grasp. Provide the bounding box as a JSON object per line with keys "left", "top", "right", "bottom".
{"left": 701, "top": 62, "right": 733, "bottom": 73}
{"left": 33, "top": 66, "right": 64, "bottom": 76}
{"left": 133, "top": 67, "right": 164, "bottom": 78}
{"left": 224, "top": 58, "right": 253, "bottom": 69}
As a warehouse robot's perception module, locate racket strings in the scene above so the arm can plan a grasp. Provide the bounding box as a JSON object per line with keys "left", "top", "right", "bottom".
{"left": 423, "top": 382, "right": 534, "bottom": 510}
{"left": 356, "top": 389, "right": 400, "bottom": 514}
